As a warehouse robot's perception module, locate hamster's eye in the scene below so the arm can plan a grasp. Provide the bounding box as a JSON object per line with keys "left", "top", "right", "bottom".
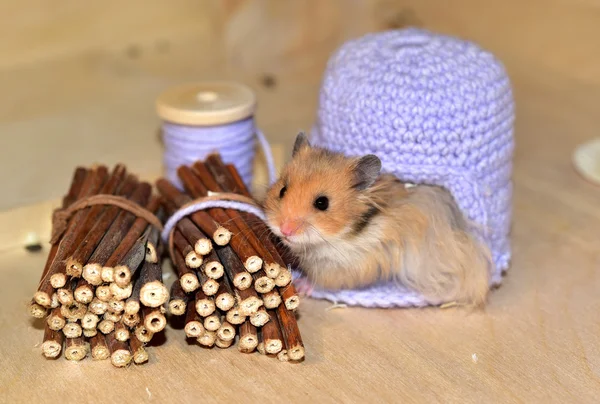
{"left": 279, "top": 186, "right": 287, "bottom": 199}
{"left": 313, "top": 196, "right": 329, "bottom": 211}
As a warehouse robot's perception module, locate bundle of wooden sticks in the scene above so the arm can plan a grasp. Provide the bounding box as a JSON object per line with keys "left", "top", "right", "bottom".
{"left": 28, "top": 164, "right": 168, "bottom": 367}
{"left": 158, "top": 154, "right": 305, "bottom": 361}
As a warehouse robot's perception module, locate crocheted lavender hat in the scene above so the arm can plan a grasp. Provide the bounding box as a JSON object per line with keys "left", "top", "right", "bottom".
{"left": 303, "top": 28, "right": 515, "bottom": 308}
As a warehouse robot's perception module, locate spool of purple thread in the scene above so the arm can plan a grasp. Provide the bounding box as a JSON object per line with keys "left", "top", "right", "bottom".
{"left": 155, "top": 81, "right": 276, "bottom": 190}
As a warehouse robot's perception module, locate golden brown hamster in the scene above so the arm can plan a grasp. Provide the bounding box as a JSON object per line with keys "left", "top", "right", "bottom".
{"left": 263, "top": 133, "right": 492, "bottom": 306}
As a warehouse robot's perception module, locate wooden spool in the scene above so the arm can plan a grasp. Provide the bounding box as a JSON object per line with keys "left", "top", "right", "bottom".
{"left": 155, "top": 81, "right": 256, "bottom": 126}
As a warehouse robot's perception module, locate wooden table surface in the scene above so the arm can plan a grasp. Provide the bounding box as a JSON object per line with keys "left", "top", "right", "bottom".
{"left": 1, "top": 1, "right": 600, "bottom": 403}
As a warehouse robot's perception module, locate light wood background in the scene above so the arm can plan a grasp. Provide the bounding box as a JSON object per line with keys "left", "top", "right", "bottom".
{"left": 1, "top": 1, "right": 600, "bottom": 403}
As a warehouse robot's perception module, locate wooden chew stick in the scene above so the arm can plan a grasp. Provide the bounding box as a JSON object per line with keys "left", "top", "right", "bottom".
{"left": 225, "top": 306, "right": 246, "bottom": 325}
{"left": 83, "top": 328, "right": 98, "bottom": 338}
{"left": 139, "top": 260, "right": 169, "bottom": 308}
{"left": 173, "top": 229, "right": 203, "bottom": 269}
{"left": 144, "top": 217, "right": 163, "bottom": 264}
{"left": 98, "top": 319, "right": 115, "bottom": 334}
{"left": 130, "top": 334, "right": 148, "bottom": 364}
{"left": 156, "top": 178, "right": 231, "bottom": 246}
{"left": 82, "top": 311, "right": 100, "bottom": 330}
{"left": 184, "top": 300, "right": 204, "bottom": 338}
{"left": 201, "top": 156, "right": 281, "bottom": 278}
{"left": 173, "top": 247, "right": 200, "bottom": 293}
{"left": 65, "top": 337, "right": 88, "bottom": 361}
{"left": 142, "top": 306, "right": 167, "bottom": 333}
{"left": 105, "top": 310, "right": 123, "bottom": 322}
{"left": 197, "top": 331, "right": 216, "bottom": 347}
{"left": 168, "top": 280, "right": 188, "bottom": 316}
{"left": 110, "top": 227, "right": 150, "bottom": 288}
{"left": 85, "top": 182, "right": 151, "bottom": 282}
{"left": 106, "top": 331, "right": 132, "bottom": 367}
{"left": 42, "top": 323, "right": 64, "bottom": 359}
{"left": 261, "top": 309, "right": 284, "bottom": 354}
{"left": 66, "top": 172, "right": 138, "bottom": 277}
{"left": 63, "top": 321, "right": 82, "bottom": 338}
{"left": 74, "top": 278, "right": 94, "bottom": 304}
{"left": 203, "top": 314, "right": 221, "bottom": 332}
{"left": 122, "top": 312, "right": 140, "bottom": 328}
{"left": 61, "top": 301, "right": 86, "bottom": 320}
{"left": 57, "top": 279, "right": 75, "bottom": 306}
{"left": 194, "top": 287, "right": 216, "bottom": 317}
{"left": 216, "top": 320, "right": 236, "bottom": 342}
{"left": 201, "top": 248, "right": 224, "bottom": 280}
{"left": 38, "top": 165, "right": 111, "bottom": 294}
{"left": 214, "top": 245, "right": 252, "bottom": 290}
{"left": 125, "top": 268, "right": 143, "bottom": 315}
{"left": 262, "top": 290, "right": 282, "bottom": 309}
{"left": 250, "top": 307, "right": 270, "bottom": 327}
{"left": 215, "top": 245, "right": 262, "bottom": 315}
{"left": 238, "top": 321, "right": 258, "bottom": 353}
{"left": 29, "top": 300, "right": 48, "bottom": 319}
{"left": 179, "top": 165, "right": 262, "bottom": 272}
{"left": 215, "top": 337, "right": 234, "bottom": 349}
{"left": 156, "top": 178, "right": 231, "bottom": 249}
{"left": 134, "top": 322, "right": 154, "bottom": 344}
{"left": 115, "top": 321, "right": 130, "bottom": 342}
{"left": 104, "top": 196, "right": 161, "bottom": 268}
{"left": 96, "top": 284, "right": 112, "bottom": 302}
{"left": 109, "top": 282, "right": 133, "bottom": 301}
{"left": 276, "top": 303, "right": 305, "bottom": 361}
{"left": 198, "top": 267, "right": 219, "bottom": 297}
{"left": 90, "top": 183, "right": 153, "bottom": 287}
{"left": 89, "top": 298, "right": 108, "bottom": 315}
{"left": 90, "top": 334, "right": 110, "bottom": 360}
{"left": 214, "top": 277, "right": 235, "bottom": 311}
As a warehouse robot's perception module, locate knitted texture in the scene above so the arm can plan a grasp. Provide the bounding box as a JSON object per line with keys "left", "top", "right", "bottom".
{"left": 304, "top": 28, "right": 515, "bottom": 308}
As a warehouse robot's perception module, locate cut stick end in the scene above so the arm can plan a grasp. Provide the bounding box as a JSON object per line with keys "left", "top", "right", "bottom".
{"left": 140, "top": 282, "right": 169, "bottom": 308}
{"left": 195, "top": 299, "right": 216, "bottom": 317}
{"left": 275, "top": 268, "right": 293, "bottom": 287}
{"left": 215, "top": 338, "right": 234, "bottom": 349}
{"left": 239, "top": 297, "right": 263, "bottom": 317}
{"left": 101, "top": 266, "right": 115, "bottom": 283}
{"left": 213, "top": 228, "right": 232, "bottom": 246}
{"left": 215, "top": 293, "right": 235, "bottom": 312}
{"left": 82, "top": 264, "right": 103, "bottom": 285}
{"left": 50, "top": 273, "right": 67, "bottom": 289}
{"left": 65, "top": 258, "right": 83, "bottom": 278}
{"left": 133, "top": 348, "right": 149, "bottom": 364}
{"left": 65, "top": 345, "right": 88, "bottom": 361}
{"left": 113, "top": 266, "right": 132, "bottom": 287}
{"left": 205, "top": 262, "right": 224, "bottom": 279}
{"left": 194, "top": 239, "right": 212, "bottom": 256}
{"left": 74, "top": 288, "right": 94, "bottom": 304}
{"left": 285, "top": 296, "right": 300, "bottom": 311}
{"left": 287, "top": 345, "right": 305, "bottom": 361}
{"left": 202, "top": 279, "right": 219, "bottom": 296}
{"left": 265, "top": 339, "right": 283, "bottom": 355}
{"left": 254, "top": 277, "right": 275, "bottom": 294}
{"left": 42, "top": 341, "right": 62, "bottom": 359}
{"left": 111, "top": 350, "right": 133, "bottom": 367}
{"left": 92, "top": 346, "right": 110, "bottom": 360}
{"left": 29, "top": 302, "right": 48, "bottom": 319}
{"left": 184, "top": 321, "right": 205, "bottom": 338}
{"left": 197, "top": 331, "right": 216, "bottom": 347}
{"left": 185, "top": 252, "right": 203, "bottom": 268}
{"left": 264, "top": 263, "right": 281, "bottom": 279}
{"left": 33, "top": 292, "right": 52, "bottom": 309}
{"left": 124, "top": 301, "right": 140, "bottom": 316}
{"left": 145, "top": 244, "right": 158, "bottom": 264}
{"left": 250, "top": 311, "right": 270, "bottom": 327}
{"left": 168, "top": 300, "right": 187, "bottom": 316}
{"left": 233, "top": 273, "right": 252, "bottom": 290}
{"left": 245, "top": 257, "right": 263, "bottom": 273}
{"left": 180, "top": 274, "right": 200, "bottom": 293}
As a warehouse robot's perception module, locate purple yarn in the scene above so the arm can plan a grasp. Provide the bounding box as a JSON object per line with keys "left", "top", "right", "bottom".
{"left": 161, "top": 199, "right": 267, "bottom": 243}
{"left": 162, "top": 117, "right": 277, "bottom": 190}
{"left": 302, "top": 28, "right": 515, "bottom": 308}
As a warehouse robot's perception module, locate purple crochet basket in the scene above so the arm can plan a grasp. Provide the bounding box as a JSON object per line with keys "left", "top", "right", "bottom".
{"left": 298, "top": 28, "right": 515, "bottom": 308}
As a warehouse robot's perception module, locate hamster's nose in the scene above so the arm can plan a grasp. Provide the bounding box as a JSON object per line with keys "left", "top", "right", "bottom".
{"left": 280, "top": 219, "right": 302, "bottom": 237}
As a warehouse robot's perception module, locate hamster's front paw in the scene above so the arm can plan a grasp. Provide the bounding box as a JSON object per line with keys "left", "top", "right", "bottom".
{"left": 293, "top": 277, "right": 314, "bottom": 297}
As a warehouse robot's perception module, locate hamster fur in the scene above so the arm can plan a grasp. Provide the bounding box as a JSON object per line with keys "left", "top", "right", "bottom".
{"left": 263, "top": 133, "right": 492, "bottom": 306}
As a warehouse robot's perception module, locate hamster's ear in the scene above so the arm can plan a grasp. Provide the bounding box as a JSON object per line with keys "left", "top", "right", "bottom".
{"left": 292, "top": 132, "right": 311, "bottom": 157}
{"left": 353, "top": 155, "right": 382, "bottom": 190}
